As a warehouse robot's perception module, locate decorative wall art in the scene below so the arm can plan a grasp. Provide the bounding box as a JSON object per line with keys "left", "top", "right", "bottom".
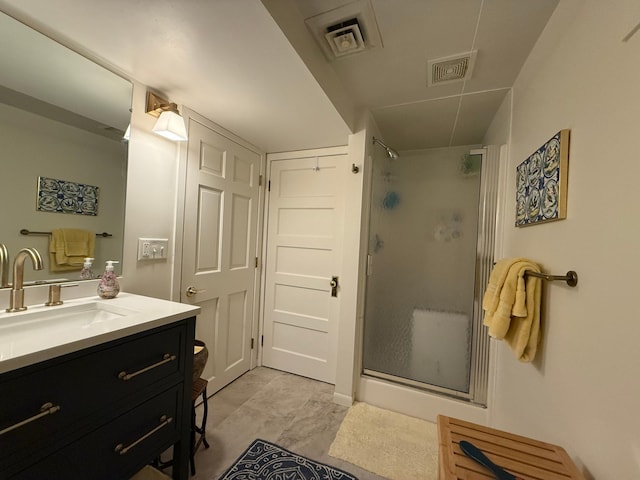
{"left": 36, "top": 176, "right": 99, "bottom": 216}
{"left": 515, "top": 129, "right": 569, "bottom": 227}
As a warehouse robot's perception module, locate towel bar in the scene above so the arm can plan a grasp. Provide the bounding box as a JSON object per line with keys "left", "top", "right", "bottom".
{"left": 20, "top": 229, "right": 112, "bottom": 237}
{"left": 525, "top": 270, "right": 578, "bottom": 287}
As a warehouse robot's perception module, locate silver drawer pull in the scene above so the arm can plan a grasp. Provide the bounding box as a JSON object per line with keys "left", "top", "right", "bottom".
{"left": 0, "top": 402, "right": 61, "bottom": 436}
{"left": 114, "top": 415, "right": 173, "bottom": 455}
{"left": 118, "top": 353, "right": 177, "bottom": 381}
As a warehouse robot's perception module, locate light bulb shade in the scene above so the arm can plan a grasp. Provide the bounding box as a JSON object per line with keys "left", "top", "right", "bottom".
{"left": 152, "top": 110, "right": 188, "bottom": 141}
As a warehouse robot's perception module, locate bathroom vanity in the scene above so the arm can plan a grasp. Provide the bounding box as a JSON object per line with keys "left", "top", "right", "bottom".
{"left": 0, "top": 293, "right": 200, "bottom": 480}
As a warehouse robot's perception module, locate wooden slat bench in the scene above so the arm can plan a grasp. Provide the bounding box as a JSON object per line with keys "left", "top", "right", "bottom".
{"left": 437, "top": 415, "right": 584, "bottom": 479}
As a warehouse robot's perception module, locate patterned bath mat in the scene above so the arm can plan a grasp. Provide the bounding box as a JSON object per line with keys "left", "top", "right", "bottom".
{"left": 218, "top": 439, "right": 358, "bottom": 480}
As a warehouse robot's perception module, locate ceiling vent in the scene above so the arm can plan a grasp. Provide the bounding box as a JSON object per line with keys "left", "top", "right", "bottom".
{"left": 427, "top": 51, "right": 477, "bottom": 86}
{"left": 305, "top": 0, "right": 383, "bottom": 61}
{"left": 325, "top": 18, "right": 366, "bottom": 57}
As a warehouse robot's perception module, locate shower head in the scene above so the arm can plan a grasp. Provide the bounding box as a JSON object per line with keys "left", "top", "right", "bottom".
{"left": 386, "top": 147, "right": 400, "bottom": 160}
{"left": 372, "top": 137, "right": 400, "bottom": 160}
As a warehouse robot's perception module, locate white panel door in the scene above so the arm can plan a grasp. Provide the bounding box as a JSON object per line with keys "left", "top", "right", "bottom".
{"left": 262, "top": 153, "right": 346, "bottom": 383}
{"left": 182, "top": 119, "right": 261, "bottom": 394}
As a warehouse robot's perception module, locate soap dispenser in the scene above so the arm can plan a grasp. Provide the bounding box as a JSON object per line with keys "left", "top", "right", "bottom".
{"left": 80, "top": 257, "right": 94, "bottom": 280}
{"left": 97, "top": 260, "right": 120, "bottom": 299}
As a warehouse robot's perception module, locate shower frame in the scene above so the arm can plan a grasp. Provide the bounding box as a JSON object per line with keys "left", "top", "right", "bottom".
{"left": 360, "top": 146, "right": 500, "bottom": 406}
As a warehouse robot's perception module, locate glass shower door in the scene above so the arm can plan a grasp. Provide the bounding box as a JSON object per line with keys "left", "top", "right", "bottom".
{"left": 362, "top": 146, "right": 485, "bottom": 396}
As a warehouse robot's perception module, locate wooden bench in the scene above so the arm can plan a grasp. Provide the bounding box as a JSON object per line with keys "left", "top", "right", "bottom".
{"left": 437, "top": 415, "right": 584, "bottom": 479}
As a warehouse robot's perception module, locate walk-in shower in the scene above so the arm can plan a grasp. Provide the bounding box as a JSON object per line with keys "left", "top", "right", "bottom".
{"left": 362, "top": 141, "right": 498, "bottom": 404}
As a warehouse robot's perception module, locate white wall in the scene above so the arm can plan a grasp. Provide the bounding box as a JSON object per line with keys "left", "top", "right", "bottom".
{"left": 119, "top": 81, "right": 181, "bottom": 299}
{"left": 333, "top": 127, "right": 367, "bottom": 406}
{"left": 483, "top": 90, "right": 511, "bottom": 147}
{"left": 492, "top": 1, "right": 640, "bottom": 478}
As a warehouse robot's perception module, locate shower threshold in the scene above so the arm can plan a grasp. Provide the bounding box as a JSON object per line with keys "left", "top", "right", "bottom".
{"left": 362, "top": 368, "right": 477, "bottom": 403}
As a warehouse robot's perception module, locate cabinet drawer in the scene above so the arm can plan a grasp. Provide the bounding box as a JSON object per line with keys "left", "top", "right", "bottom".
{"left": 0, "top": 322, "right": 188, "bottom": 469}
{"left": 12, "top": 385, "right": 183, "bottom": 480}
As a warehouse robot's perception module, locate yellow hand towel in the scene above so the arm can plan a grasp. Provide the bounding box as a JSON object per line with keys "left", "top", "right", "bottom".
{"left": 483, "top": 258, "right": 542, "bottom": 362}
{"left": 50, "top": 230, "right": 70, "bottom": 269}
{"left": 505, "top": 271, "right": 542, "bottom": 362}
{"left": 62, "top": 228, "right": 95, "bottom": 258}
{"left": 48, "top": 229, "right": 95, "bottom": 272}
{"left": 482, "top": 257, "right": 527, "bottom": 322}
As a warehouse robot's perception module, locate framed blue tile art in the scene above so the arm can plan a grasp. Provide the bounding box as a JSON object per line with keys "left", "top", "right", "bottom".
{"left": 36, "top": 176, "right": 99, "bottom": 216}
{"left": 515, "top": 129, "right": 569, "bottom": 227}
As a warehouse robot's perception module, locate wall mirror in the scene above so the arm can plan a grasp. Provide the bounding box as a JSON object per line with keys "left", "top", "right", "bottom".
{"left": 0, "top": 11, "right": 132, "bottom": 287}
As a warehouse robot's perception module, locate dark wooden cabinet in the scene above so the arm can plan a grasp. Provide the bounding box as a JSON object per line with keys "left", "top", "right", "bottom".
{"left": 0, "top": 317, "right": 195, "bottom": 480}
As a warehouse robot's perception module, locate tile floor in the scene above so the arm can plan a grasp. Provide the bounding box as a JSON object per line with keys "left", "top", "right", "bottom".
{"left": 189, "top": 366, "right": 388, "bottom": 480}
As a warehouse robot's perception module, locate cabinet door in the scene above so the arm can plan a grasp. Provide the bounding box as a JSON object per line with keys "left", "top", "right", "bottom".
{"left": 0, "top": 322, "right": 189, "bottom": 475}
{"left": 11, "top": 385, "right": 182, "bottom": 480}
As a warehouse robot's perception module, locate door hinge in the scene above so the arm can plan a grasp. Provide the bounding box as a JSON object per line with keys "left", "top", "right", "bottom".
{"left": 251, "top": 338, "right": 254, "bottom": 349}
{"left": 255, "top": 257, "right": 259, "bottom": 268}
{"left": 259, "top": 174, "right": 263, "bottom": 186}
{"left": 268, "top": 180, "right": 271, "bottom": 191}
{"left": 261, "top": 335, "right": 264, "bottom": 347}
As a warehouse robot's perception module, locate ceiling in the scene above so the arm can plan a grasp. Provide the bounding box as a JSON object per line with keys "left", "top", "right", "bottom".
{"left": 272, "top": 0, "right": 559, "bottom": 150}
{"left": 0, "top": 0, "right": 558, "bottom": 153}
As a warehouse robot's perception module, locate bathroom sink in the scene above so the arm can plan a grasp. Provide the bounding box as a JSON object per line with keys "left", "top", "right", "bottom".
{"left": 0, "top": 301, "right": 138, "bottom": 332}
{"left": 0, "top": 292, "right": 200, "bottom": 374}
{"left": 0, "top": 301, "right": 140, "bottom": 364}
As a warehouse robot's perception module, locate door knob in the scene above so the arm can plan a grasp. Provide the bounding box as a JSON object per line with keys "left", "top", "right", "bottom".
{"left": 330, "top": 276, "right": 339, "bottom": 297}
{"left": 185, "top": 286, "right": 205, "bottom": 297}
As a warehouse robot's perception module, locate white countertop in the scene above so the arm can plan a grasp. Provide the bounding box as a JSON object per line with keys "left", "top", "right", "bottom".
{"left": 0, "top": 292, "right": 200, "bottom": 374}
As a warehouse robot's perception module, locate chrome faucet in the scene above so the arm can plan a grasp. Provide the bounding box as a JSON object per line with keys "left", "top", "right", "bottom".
{"left": 0, "top": 244, "right": 8, "bottom": 288}
{"left": 7, "top": 248, "right": 44, "bottom": 312}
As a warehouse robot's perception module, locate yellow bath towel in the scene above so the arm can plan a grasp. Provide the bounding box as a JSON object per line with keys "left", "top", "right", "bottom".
{"left": 49, "top": 229, "right": 95, "bottom": 272}
{"left": 483, "top": 258, "right": 542, "bottom": 362}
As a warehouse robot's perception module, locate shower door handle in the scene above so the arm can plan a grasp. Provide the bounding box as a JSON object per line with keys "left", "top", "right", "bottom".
{"left": 330, "top": 276, "right": 339, "bottom": 297}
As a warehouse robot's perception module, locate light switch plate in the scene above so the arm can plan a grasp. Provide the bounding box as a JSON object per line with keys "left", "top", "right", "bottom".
{"left": 137, "top": 238, "right": 169, "bottom": 261}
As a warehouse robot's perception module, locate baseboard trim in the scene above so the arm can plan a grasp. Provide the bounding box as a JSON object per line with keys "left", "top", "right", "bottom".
{"left": 333, "top": 391, "right": 353, "bottom": 407}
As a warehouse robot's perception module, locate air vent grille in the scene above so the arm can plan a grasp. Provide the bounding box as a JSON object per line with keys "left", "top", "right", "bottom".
{"left": 325, "top": 18, "right": 366, "bottom": 57}
{"left": 427, "top": 51, "right": 477, "bottom": 86}
{"left": 304, "top": 0, "right": 383, "bottom": 61}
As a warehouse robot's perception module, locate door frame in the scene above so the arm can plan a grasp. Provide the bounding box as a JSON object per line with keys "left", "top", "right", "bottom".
{"left": 172, "top": 107, "right": 266, "bottom": 370}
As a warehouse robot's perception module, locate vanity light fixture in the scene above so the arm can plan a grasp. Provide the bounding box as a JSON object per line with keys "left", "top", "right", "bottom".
{"left": 122, "top": 124, "right": 131, "bottom": 142}
{"left": 145, "top": 91, "right": 188, "bottom": 141}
